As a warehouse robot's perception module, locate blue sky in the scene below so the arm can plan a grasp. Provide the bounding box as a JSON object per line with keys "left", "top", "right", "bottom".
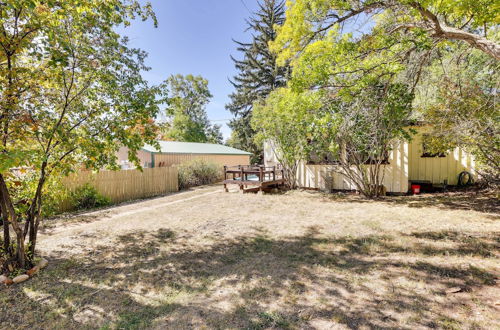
{"left": 119, "top": 0, "right": 262, "bottom": 140}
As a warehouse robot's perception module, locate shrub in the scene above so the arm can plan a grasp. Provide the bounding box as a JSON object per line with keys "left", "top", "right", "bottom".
{"left": 70, "top": 184, "right": 110, "bottom": 210}
{"left": 178, "top": 159, "right": 222, "bottom": 189}
{"left": 5, "top": 169, "right": 67, "bottom": 218}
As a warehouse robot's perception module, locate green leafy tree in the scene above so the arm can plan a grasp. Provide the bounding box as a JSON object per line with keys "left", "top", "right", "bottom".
{"left": 252, "top": 0, "right": 425, "bottom": 197}
{"left": 252, "top": 88, "right": 321, "bottom": 188}
{"left": 253, "top": 81, "right": 414, "bottom": 196}
{"left": 273, "top": 0, "right": 499, "bottom": 64}
{"left": 0, "top": 0, "right": 159, "bottom": 272}
{"left": 255, "top": 0, "right": 499, "bottom": 196}
{"left": 415, "top": 45, "right": 500, "bottom": 185}
{"left": 161, "top": 74, "right": 222, "bottom": 144}
{"left": 326, "top": 82, "right": 414, "bottom": 197}
{"left": 227, "top": 0, "right": 290, "bottom": 163}
{"left": 268, "top": 0, "right": 499, "bottom": 104}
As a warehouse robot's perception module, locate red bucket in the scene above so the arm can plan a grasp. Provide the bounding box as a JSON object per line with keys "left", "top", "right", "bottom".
{"left": 411, "top": 184, "right": 421, "bottom": 195}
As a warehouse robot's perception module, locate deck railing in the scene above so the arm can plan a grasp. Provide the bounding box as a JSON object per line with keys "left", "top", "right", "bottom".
{"left": 223, "top": 165, "right": 285, "bottom": 192}
{"left": 223, "top": 165, "right": 284, "bottom": 182}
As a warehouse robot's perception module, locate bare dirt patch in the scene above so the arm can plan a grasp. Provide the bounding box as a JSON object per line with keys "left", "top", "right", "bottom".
{"left": 1, "top": 187, "right": 499, "bottom": 329}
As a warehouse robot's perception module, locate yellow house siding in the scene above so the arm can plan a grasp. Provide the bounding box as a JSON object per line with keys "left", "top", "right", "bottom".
{"left": 264, "top": 126, "right": 475, "bottom": 193}
{"left": 263, "top": 140, "right": 280, "bottom": 167}
{"left": 293, "top": 142, "right": 409, "bottom": 193}
{"left": 408, "top": 127, "right": 475, "bottom": 185}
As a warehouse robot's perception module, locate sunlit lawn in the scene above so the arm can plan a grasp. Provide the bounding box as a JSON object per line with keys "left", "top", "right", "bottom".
{"left": 1, "top": 187, "right": 498, "bottom": 329}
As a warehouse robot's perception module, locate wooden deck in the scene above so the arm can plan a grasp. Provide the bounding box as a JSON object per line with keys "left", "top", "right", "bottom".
{"left": 223, "top": 165, "right": 285, "bottom": 193}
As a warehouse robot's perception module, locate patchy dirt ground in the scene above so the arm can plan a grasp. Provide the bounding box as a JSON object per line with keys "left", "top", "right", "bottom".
{"left": 1, "top": 186, "right": 499, "bottom": 329}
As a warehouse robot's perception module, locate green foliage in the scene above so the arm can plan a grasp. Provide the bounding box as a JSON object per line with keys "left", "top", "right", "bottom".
{"left": 253, "top": 80, "right": 414, "bottom": 196}
{"left": 286, "top": 25, "right": 406, "bottom": 95}
{"left": 7, "top": 266, "right": 27, "bottom": 279}
{"left": 326, "top": 83, "right": 414, "bottom": 197}
{"left": 417, "top": 46, "right": 500, "bottom": 185}
{"left": 160, "top": 74, "right": 222, "bottom": 144}
{"left": 0, "top": 0, "right": 161, "bottom": 175}
{"left": 70, "top": 184, "right": 110, "bottom": 210}
{"left": 178, "top": 159, "right": 223, "bottom": 190}
{"left": 252, "top": 88, "right": 323, "bottom": 187}
{"left": 252, "top": 2, "right": 418, "bottom": 196}
{"left": 0, "top": 0, "right": 160, "bottom": 270}
{"left": 227, "top": 0, "right": 289, "bottom": 163}
{"left": 5, "top": 169, "right": 67, "bottom": 218}
{"left": 254, "top": 0, "right": 498, "bottom": 195}
{"left": 273, "top": 0, "right": 499, "bottom": 67}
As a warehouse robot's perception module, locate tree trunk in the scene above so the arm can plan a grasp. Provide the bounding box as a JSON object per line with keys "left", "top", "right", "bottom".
{"left": 24, "top": 162, "right": 47, "bottom": 259}
{"left": 1, "top": 204, "right": 11, "bottom": 256}
{"left": 0, "top": 174, "right": 26, "bottom": 269}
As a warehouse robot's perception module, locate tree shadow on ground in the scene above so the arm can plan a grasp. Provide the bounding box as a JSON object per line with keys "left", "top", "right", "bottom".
{"left": 388, "top": 191, "right": 499, "bottom": 214}
{"left": 317, "top": 189, "right": 499, "bottom": 215}
{"left": 1, "top": 226, "right": 498, "bottom": 329}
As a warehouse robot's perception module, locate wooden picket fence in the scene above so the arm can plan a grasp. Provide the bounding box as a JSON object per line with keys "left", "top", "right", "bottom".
{"left": 61, "top": 167, "right": 178, "bottom": 211}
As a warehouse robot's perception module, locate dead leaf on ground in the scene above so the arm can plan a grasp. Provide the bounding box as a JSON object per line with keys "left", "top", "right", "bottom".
{"left": 446, "top": 287, "right": 463, "bottom": 294}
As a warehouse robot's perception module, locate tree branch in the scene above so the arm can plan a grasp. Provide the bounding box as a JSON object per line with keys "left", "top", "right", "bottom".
{"left": 410, "top": 2, "right": 500, "bottom": 60}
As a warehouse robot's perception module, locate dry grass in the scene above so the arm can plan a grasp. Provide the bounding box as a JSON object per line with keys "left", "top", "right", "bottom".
{"left": 1, "top": 186, "right": 499, "bottom": 329}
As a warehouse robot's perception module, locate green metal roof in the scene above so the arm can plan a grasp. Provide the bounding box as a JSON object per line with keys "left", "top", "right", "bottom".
{"left": 142, "top": 141, "right": 252, "bottom": 155}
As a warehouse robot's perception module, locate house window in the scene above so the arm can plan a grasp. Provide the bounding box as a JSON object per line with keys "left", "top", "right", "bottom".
{"left": 305, "top": 140, "right": 340, "bottom": 165}
{"left": 306, "top": 150, "right": 340, "bottom": 165}
{"left": 364, "top": 151, "right": 390, "bottom": 164}
{"left": 421, "top": 134, "right": 446, "bottom": 158}
{"left": 307, "top": 145, "right": 390, "bottom": 165}
{"left": 347, "top": 150, "right": 390, "bottom": 165}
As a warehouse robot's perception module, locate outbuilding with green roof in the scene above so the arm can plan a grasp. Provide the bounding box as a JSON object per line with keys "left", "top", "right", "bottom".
{"left": 117, "top": 141, "right": 251, "bottom": 169}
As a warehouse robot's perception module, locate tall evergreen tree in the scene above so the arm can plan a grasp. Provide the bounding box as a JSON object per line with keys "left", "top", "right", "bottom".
{"left": 226, "top": 0, "right": 289, "bottom": 163}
